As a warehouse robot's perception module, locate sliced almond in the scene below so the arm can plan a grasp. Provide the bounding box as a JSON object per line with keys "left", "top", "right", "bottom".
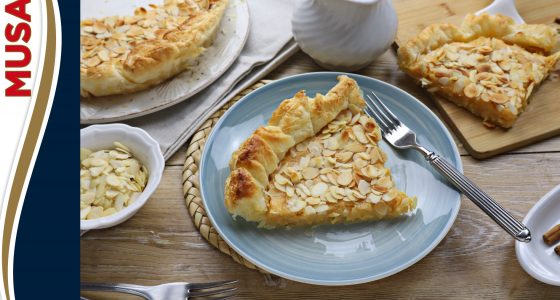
{"left": 306, "top": 197, "right": 321, "bottom": 205}
{"left": 366, "top": 193, "right": 381, "bottom": 204}
{"left": 274, "top": 174, "right": 291, "bottom": 186}
{"left": 302, "top": 167, "right": 319, "bottom": 180}
{"left": 335, "top": 151, "right": 353, "bottom": 163}
{"left": 358, "top": 180, "right": 370, "bottom": 195}
{"left": 344, "top": 142, "right": 366, "bottom": 153}
{"left": 352, "top": 125, "right": 369, "bottom": 144}
{"left": 337, "top": 171, "right": 353, "bottom": 186}
{"left": 311, "top": 182, "right": 328, "bottom": 197}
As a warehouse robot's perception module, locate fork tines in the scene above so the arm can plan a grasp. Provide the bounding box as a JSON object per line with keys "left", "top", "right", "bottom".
{"left": 364, "top": 91, "right": 400, "bottom": 134}
{"left": 189, "top": 280, "right": 238, "bottom": 299}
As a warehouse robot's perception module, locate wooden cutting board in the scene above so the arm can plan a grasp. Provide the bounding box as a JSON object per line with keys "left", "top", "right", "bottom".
{"left": 393, "top": 0, "right": 560, "bottom": 159}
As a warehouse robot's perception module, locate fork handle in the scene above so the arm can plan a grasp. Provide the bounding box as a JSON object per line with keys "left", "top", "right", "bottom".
{"left": 424, "top": 152, "right": 531, "bottom": 242}
{"left": 81, "top": 282, "right": 150, "bottom": 299}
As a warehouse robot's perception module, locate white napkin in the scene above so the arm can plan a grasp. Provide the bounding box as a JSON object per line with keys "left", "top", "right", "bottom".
{"left": 126, "top": 0, "right": 298, "bottom": 160}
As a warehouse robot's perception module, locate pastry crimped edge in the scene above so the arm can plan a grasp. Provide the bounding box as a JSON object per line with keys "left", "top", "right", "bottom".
{"left": 224, "top": 75, "right": 417, "bottom": 228}
{"left": 80, "top": 0, "right": 228, "bottom": 98}
{"left": 398, "top": 13, "right": 559, "bottom": 69}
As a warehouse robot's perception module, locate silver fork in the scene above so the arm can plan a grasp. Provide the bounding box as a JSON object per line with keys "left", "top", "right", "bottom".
{"left": 81, "top": 280, "right": 237, "bottom": 300}
{"left": 364, "top": 91, "right": 531, "bottom": 242}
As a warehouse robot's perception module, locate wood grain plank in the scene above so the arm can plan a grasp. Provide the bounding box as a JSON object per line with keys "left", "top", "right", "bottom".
{"left": 81, "top": 153, "right": 560, "bottom": 299}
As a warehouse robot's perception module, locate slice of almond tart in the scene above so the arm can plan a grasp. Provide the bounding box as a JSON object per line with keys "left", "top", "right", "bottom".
{"left": 224, "top": 75, "right": 417, "bottom": 228}
{"left": 398, "top": 13, "right": 560, "bottom": 128}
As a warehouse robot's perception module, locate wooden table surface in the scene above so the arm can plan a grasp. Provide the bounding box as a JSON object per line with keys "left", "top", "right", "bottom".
{"left": 81, "top": 48, "right": 560, "bottom": 299}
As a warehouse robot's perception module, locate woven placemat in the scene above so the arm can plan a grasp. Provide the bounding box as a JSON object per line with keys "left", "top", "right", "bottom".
{"left": 182, "top": 80, "right": 271, "bottom": 273}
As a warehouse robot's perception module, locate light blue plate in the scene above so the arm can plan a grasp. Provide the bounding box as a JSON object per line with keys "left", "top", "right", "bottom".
{"left": 199, "top": 72, "right": 462, "bottom": 285}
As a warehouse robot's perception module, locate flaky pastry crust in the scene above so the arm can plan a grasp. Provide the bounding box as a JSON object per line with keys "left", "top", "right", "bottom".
{"left": 224, "top": 76, "right": 416, "bottom": 228}
{"left": 398, "top": 13, "right": 560, "bottom": 128}
{"left": 80, "top": 0, "right": 228, "bottom": 97}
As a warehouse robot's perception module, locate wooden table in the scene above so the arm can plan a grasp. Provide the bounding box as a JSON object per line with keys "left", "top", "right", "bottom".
{"left": 81, "top": 48, "right": 560, "bottom": 299}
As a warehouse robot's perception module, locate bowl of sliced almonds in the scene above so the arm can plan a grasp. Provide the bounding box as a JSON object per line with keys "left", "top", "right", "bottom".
{"left": 80, "top": 124, "right": 164, "bottom": 232}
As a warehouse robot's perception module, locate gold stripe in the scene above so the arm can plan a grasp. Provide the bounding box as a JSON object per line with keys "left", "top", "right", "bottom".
{"left": 2, "top": 1, "right": 57, "bottom": 298}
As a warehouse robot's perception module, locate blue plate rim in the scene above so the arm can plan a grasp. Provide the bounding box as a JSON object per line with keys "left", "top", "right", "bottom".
{"left": 199, "top": 71, "right": 462, "bottom": 285}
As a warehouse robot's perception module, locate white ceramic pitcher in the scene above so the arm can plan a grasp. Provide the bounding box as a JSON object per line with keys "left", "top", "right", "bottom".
{"left": 292, "top": 0, "right": 398, "bottom": 71}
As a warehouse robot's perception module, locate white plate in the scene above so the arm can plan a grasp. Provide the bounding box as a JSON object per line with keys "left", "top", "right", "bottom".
{"left": 80, "top": 0, "right": 250, "bottom": 124}
{"left": 516, "top": 184, "right": 560, "bottom": 286}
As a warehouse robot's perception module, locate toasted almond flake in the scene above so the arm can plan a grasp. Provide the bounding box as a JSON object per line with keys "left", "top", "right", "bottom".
{"left": 80, "top": 206, "right": 91, "bottom": 219}
{"left": 311, "top": 182, "right": 328, "bottom": 197}
{"left": 285, "top": 186, "right": 295, "bottom": 197}
{"left": 489, "top": 92, "right": 509, "bottom": 104}
{"left": 337, "top": 171, "right": 353, "bottom": 186}
{"left": 344, "top": 142, "right": 366, "bottom": 153}
{"left": 326, "top": 173, "right": 339, "bottom": 185}
{"left": 308, "top": 142, "right": 322, "bottom": 155}
{"left": 367, "top": 193, "right": 381, "bottom": 204}
{"left": 350, "top": 113, "right": 360, "bottom": 125}
{"left": 296, "top": 184, "right": 311, "bottom": 196}
{"left": 374, "top": 176, "right": 392, "bottom": 191}
{"left": 87, "top": 206, "right": 104, "bottom": 220}
{"left": 352, "top": 125, "right": 369, "bottom": 144}
{"left": 353, "top": 158, "right": 368, "bottom": 169}
{"left": 302, "top": 167, "right": 319, "bottom": 180}
{"left": 352, "top": 190, "right": 366, "bottom": 199}
{"left": 283, "top": 167, "right": 302, "bottom": 184}
{"left": 84, "top": 57, "right": 102, "bottom": 67}
{"left": 325, "top": 192, "right": 337, "bottom": 203}
{"left": 361, "top": 165, "right": 382, "bottom": 178}
{"left": 274, "top": 174, "right": 291, "bottom": 186}
{"left": 273, "top": 181, "right": 287, "bottom": 192}
{"left": 325, "top": 137, "right": 339, "bottom": 150}
{"left": 357, "top": 152, "right": 370, "bottom": 161}
{"left": 335, "top": 151, "right": 353, "bottom": 163}
{"left": 369, "top": 147, "right": 381, "bottom": 163}
{"left": 382, "top": 188, "right": 398, "bottom": 202}
{"left": 288, "top": 199, "right": 306, "bottom": 213}
{"left": 463, "top": 83, "right": 478, "bottom": 98}
{"left": 299, "top": 156, "right": 310, "bottom": 168}
{"left": 98, "top": 49, "right": 110, "bottom": 61}
{"left": 358, "top": 180, "right": 370, "bottom": 195}
{"left": 93, "top": 21, "right": 107, "bottom": 34}
{"left": 323, "top": 149, "right": 336, "bottom": 157}
{"left": 306, "top": 197, "right": 320, "bottom": 205}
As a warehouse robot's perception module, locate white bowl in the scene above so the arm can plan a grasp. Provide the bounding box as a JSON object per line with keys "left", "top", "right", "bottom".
{"left": 80, "top": 124, "right": 164, "bottom": 232}
{"left": 515, "top": 184, "right": 560, "bottom": 286}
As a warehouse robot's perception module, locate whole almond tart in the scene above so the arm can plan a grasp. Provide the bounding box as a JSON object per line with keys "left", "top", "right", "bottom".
{"left": 224, "top": 76, "right": 417, "bottom": 228}
{"left": 398, "top": 13, "right": 560, "bottom": 128}
{"left": 80, "top": 0, "right": 228, "bottom": 97}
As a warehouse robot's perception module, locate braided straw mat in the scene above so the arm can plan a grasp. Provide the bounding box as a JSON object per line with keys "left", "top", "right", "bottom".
{"left": 183, "top": 80, "right": 271, "bottom": 273}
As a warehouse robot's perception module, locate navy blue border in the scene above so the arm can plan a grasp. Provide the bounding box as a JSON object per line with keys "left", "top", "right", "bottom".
{"left": 14, "top": 1, "right": 79, "bottom": 299}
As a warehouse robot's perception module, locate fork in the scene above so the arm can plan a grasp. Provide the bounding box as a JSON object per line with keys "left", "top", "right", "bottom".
{"left": 81, "top": 280, "right": 237, "bottom": 300}
{"left": 364, "top": 91, "right": 531, "bottom": 242}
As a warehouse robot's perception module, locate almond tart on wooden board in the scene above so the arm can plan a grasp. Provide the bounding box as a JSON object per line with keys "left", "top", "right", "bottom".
{"left": 224, "top": 76, "right": 417, "bottom": 228}
{"left": 80, "top": 0, "right": 228, "bottom": 98}
{"left": 398, "top": 13, "right": 560, "bottom": 129}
